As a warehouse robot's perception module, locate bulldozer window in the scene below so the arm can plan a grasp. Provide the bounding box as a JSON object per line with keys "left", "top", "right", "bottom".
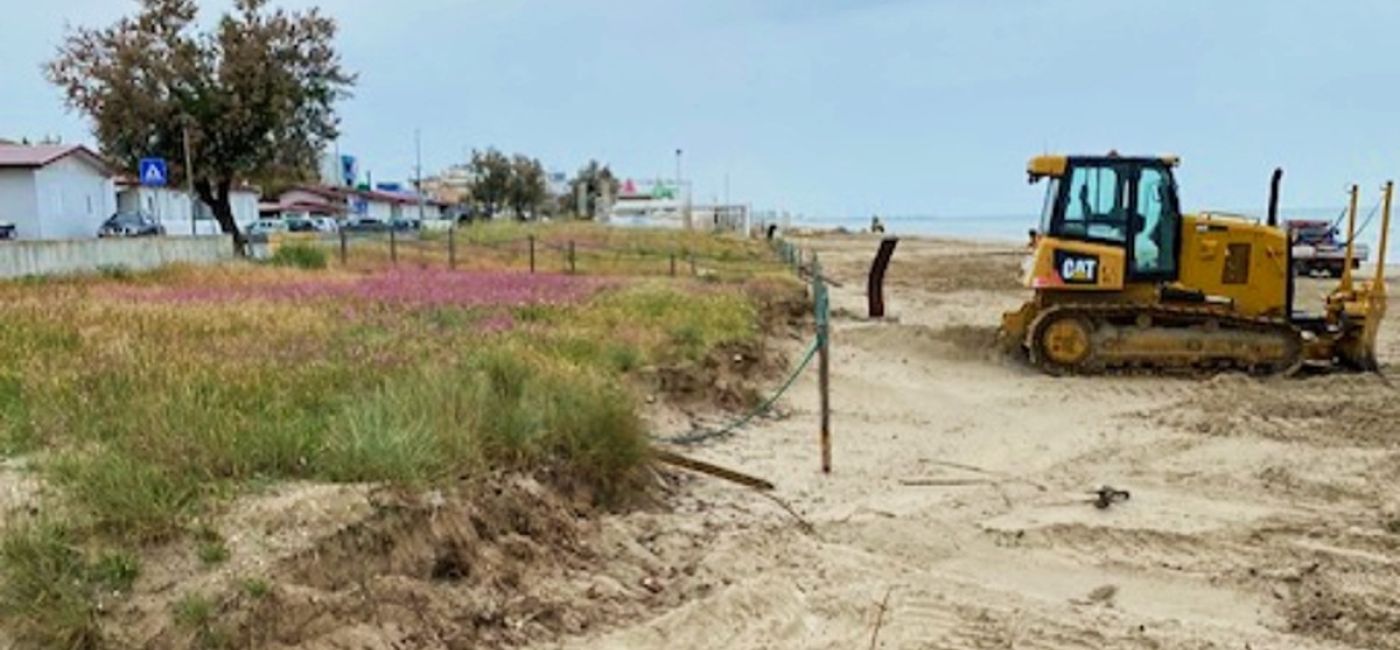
{"left": 1131, "top": 167, "right": 1179, "bottom": 278}
{"left": 1062, "top": 165, "right": 1127, "bottom": 243}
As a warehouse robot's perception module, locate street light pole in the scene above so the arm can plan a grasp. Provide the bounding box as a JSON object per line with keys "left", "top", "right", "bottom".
{"left": 416, "top": 128, "right": 426, "bottom": 222}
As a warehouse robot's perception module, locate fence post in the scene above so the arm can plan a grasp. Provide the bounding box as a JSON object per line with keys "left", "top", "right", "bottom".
{"left": 338, "top": 229, "right": 348, "bottom": 266}
{"left": 448, "top": 226, "right": 457, "bottom": 270}
{"left": 529, "top": 235, "right": 536, "bottom": 273}
{"left": 815, "top": 255, "right": 831, "bottom": 474}
{"left": 389, "top": 229, "right": 398, "bottom": 265}
{"left": 568, "top": 240, "right": 576, "bottom": 274}
{"left": 670, "top": 251, "right": 677, "bottom": 277}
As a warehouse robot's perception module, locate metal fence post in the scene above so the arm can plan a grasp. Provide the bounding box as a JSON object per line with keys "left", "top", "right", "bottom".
{"left": 815, "top": 256, "right": 831, "bottom": 474}
{"left": 568, "top": 240, "right": 576, "bottom": 274}
{"left": 529, "top": 235, "right": 536, "bottom": 273}
{"left": 670, "top": 251, "right": 677, "bottom": 277}
{"left": 389, "top": 229, "right": 398, "bottom": 265}
{"left": 338, "top": 229, "right": 348, "bottom": 266}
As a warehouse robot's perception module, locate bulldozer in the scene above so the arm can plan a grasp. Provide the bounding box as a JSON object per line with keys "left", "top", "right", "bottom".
{"left": 1000, "top": 153, "right": 1391, "bottom": 375}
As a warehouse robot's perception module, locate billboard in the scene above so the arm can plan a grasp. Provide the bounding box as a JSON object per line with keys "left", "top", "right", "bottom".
{"left": 619, "top": 179, "right": 679, "bottom": 200}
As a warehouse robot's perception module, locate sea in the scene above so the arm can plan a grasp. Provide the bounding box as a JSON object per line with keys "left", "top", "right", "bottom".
{"left": 790, "top": 207, "right": 1390, "bottom": 256}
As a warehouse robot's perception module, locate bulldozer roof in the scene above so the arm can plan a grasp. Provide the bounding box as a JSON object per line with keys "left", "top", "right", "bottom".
{"left": 1027, "top": 153, "right": 1180, "bottom": 179}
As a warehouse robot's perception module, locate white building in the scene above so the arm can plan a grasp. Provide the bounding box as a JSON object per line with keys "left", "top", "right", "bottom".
{"left": 116, "top": 179, "right": 260, "bottom": 235}
{"left": 0, "top": 144, "right": 115, "bottom": 240}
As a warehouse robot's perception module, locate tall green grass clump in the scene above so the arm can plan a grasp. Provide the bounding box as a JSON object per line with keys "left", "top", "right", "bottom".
{"left": 0, "top": 523, "right": 102, "bottom": 649}
{"left": 319, "top": 343, "right": 650, "bottom": 501}
{"left": 267, "top": 243, "right": 327, "bottom": 270}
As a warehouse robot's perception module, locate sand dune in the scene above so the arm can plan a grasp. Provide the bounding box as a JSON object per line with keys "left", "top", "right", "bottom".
{"left": 537, "top": 233, "right": 1400, "bottom": 650}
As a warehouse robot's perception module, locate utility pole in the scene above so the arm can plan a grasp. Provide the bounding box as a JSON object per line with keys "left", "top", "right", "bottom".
{"left": 416, "top": 129, "right": 426, "bottom": 222}
{"left": 183, "top": 125, "right": 196, "bottom": 236}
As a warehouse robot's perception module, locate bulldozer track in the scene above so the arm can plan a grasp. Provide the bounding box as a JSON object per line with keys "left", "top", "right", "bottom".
{"left": 1027, "top": 303, "right": 1304, "bottom": 376}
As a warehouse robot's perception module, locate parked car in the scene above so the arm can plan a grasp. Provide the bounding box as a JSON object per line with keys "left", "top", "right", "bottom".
{"left": 99, "top": 212, "right": 165, "bottom": 238}
{"left": 312, "top": 217, "right": 340, "bottom": 233}
{"left": 343, "top": 216, "right": 389, "bottom": 233}
{"left": 389, "top": 217, "right": 421, "bottom": 232}
{"left": 0, "top": 222, "right": 16, "bottom": 240}
{"left": 246, "top": 218, "right": 289, "bottom": 242}
{"left": 285, "top": 216, "right": 318, "bottom": 233}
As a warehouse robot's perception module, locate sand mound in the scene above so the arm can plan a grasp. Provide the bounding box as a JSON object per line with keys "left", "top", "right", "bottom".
{"left": 843, "top": 323, "right": 1001, "bottom": 363}
{"left": 1148, "top": 374, "right": 1400, "bottom": 447}
{"left": 112, "top": 474, "right": 730, "bottom": 650}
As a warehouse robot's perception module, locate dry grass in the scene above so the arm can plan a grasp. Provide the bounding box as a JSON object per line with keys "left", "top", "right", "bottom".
{"left": 0, "top": 222, "right": 799, "bottom": 647}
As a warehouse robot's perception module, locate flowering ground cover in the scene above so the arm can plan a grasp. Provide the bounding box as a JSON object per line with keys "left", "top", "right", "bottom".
{"left": 0, "top": 224, "right": 799, "bottom": 647}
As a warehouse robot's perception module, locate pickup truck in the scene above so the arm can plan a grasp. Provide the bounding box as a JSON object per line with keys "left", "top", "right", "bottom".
{"left": 1289, "top": 219, "right": 1368, "bottom": 277}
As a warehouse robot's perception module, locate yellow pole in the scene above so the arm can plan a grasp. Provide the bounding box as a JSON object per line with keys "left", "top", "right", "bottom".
{"left": 1341, "top": 184, "right": 1359, "bottom": 293}
{"left": 1375, "top": 180, "right": 1393, "bottom": 293}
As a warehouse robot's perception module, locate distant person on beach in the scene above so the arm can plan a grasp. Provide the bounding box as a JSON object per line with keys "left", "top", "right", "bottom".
{"left": 766, "top": 224, "right": 778, "bottom": 240}
{"left": 870, "top": 215, "right": 885, "bottom": 234}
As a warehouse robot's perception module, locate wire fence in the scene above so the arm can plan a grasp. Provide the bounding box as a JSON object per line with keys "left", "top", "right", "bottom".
{"left": 257, "top": 228, "right": 794, "bottom": 281}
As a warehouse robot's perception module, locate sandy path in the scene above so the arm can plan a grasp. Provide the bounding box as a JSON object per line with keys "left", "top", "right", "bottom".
{"left": 535, "top": 234, "right": 1400, "bottom": 650}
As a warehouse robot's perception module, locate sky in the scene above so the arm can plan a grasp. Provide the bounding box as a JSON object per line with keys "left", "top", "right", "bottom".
{"left": 5, "top": 0, "right": 1400, "bottom": 218}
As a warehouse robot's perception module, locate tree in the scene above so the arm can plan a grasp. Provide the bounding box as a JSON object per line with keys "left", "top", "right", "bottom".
{"left": 47, "top": 0, "right": 354, "bottom": 248}
{"left": 568, "top": 160, "right": 619, "bottom": 220}
{"left": 465, "top": 148, "right": 511, "bottom": 219}
{"left": 505, "top": 155, "right": 546, "bottom": 220}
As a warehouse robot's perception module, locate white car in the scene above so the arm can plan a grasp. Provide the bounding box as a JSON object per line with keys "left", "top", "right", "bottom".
{"left": 312, "top": 217, "right": 340, "bottom": 233}
{"left": 247, "top": 219, "right": 289, "bottom": 241}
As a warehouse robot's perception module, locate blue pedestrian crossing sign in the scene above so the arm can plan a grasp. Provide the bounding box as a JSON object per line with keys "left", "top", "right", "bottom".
{"left": 139, "top": 158, "right": 168, "bottom": 187}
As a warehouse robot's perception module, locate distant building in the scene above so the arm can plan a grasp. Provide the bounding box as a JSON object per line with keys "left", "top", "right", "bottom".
{"left": 0, "top": 144, "right": 114, "bottom": 239}
{"left": 420, "top": 165, "right": 474, "bottom": 205}
{"left": 274, "top": 185, "right": 447, "bottom": 222}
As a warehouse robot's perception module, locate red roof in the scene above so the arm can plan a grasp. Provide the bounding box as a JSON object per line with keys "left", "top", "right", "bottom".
{"left": 0, "top": 144, "right": 111, "bottom": 174}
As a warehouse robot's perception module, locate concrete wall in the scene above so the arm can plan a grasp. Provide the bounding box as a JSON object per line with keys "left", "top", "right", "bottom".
{"left": 32, "top": 156, "right": 113, "bottom": 239}
{"left": 0, "top": 170, "right": 38, "bottom": 237}
{"left": 0, "top": 235, "right": 235, "bottom": 278}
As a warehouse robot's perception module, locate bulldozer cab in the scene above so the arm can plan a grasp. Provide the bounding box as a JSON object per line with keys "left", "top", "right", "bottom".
{"left": 1033, "top": 155, "right": 1183, "bottom": 283}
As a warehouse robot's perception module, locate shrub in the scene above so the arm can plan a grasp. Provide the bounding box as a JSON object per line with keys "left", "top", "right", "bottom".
{"left": 267, "top": 243, "right": 327, "bottom": 270}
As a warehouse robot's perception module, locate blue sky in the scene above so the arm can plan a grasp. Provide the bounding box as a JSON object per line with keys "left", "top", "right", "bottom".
{"left": 5, "top": 1, "right": 1400, "bottom": 217}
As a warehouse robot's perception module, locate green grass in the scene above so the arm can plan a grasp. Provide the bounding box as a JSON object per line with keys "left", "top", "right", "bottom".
{"left": 0, "top": 223, "right": 799, "bottom": 643}
{"left": 239, "top": 578, "right": 270, "bottom": 600}
{"left": 0, "top": 523, "right": 102, "bottom": 648}
{"left": 267, "top": 243, "right": 328, "bottom": 270}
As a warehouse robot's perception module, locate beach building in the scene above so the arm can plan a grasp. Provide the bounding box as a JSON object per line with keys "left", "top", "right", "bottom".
{"left": 0, "top": 144, "right": 115, "bottom": 239}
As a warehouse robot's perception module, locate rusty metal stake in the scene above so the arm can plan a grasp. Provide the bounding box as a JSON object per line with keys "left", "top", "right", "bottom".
{"left": 868, "top": 237, "right": 899, "bottom": 318}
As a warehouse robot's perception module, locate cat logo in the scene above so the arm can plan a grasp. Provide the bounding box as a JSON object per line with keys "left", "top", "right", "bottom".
{"left": 1054, "top": 251, "right": 1100, "bottom": 285}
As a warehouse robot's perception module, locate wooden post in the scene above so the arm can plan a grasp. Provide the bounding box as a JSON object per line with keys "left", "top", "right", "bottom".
{"left": 389, "top": 228, "right": 398, "bottom": 265}
{"left": 568, "top": 240, "right": 576, "bottom": 274}
{"left": 528, "top": 235, "right": 536, "bottom": 273}
{"left": 447, "top": 226, "right": 457, "bottom": 270}
{"left": 868, "top": 237, "right": 899, "bottom": 318}
{"left": 338, "top": 228, "right": 348, "bottom": 266}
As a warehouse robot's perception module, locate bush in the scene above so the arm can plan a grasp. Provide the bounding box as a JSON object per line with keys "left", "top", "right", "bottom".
{"left": 267, "top": 243, "right": 327, "bottom": 270}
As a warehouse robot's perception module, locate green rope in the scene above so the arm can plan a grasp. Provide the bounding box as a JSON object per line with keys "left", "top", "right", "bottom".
{"left": 661, "top": 336, "right": 821, "bottom": 446}
{"left": 662, "top": 238, "right": 829, "bottom": 446}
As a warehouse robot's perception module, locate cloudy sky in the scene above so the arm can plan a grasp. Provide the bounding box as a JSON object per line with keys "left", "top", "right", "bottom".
{"left": 5, "top": 1, "right": 1400, "bottom": 217}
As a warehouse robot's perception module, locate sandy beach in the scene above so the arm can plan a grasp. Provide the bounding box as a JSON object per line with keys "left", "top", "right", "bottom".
{"left": 535, "top": 232, "right": 1400, "bottom": 650}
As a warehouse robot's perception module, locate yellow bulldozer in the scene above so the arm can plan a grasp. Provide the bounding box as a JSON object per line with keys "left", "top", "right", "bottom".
{"left": 1001, "top": 153, "right": 1391, "bottom": 375}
